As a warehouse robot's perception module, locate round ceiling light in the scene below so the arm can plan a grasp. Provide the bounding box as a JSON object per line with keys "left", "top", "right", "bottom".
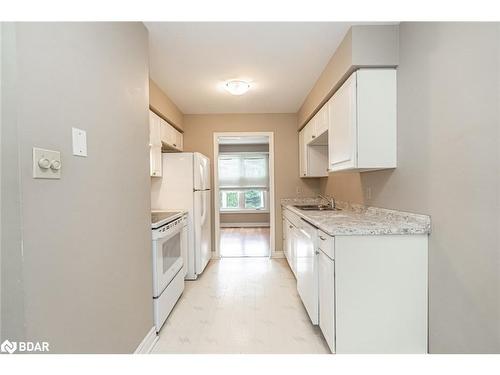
{"left": 224, "top": 80, "right": 251, "bottom": 96}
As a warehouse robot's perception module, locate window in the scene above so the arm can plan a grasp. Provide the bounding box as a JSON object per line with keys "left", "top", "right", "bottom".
{"left": 220, "top": 191, "right": 239, "bottom": 209}
{"left": 245, "top": 190, "right": 264, "bottom": 209}
{"left": 218, "top": 153, "right": 269, "bottom": 212}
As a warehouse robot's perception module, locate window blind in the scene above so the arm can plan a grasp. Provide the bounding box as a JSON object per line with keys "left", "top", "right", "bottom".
{"left": 218, "top": 153, "right": 269, "bottom": 189}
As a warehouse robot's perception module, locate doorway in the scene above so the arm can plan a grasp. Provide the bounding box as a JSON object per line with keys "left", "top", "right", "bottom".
{"left": 213, "top": 132, "right": 275, "bottom": 258}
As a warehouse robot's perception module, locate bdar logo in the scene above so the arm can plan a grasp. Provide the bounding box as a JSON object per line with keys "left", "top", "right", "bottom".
{"left": 1, "top": 340, "right": 17, "bottom": 354}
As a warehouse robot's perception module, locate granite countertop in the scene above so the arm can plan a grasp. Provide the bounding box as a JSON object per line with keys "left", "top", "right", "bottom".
{"left": 281, "top": 197, "right": 431, "bottom": 236}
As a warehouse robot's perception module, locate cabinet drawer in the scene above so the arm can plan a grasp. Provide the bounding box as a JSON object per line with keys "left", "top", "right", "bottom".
{"left": 317, "top": 230, "right": 334, "bottom": 259}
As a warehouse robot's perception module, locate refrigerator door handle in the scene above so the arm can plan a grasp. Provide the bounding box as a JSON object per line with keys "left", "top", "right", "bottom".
{"left": 200, "top": 192, "right": 206, "bottom": 225}
{"left": 199, "top": 163, "right": 205, "bottom": 190}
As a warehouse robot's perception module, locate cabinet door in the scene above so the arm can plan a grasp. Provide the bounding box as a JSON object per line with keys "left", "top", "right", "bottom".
{"left": 160, "top": 119, "right": 175, "bottom": 147}
{"left": 175, "top": 131, "right": 184, "bottom": 151}
{"left": 299, "top": 129, "right": 307, "bottom": 177}
{"left": 150, "top": 145, "right": 162, "bottom": 177}
{"left": 319, "top": 250, "right": 335, "bottom": 353}
{"left": 304, "top": 119, "right": 316, "bottom": 145}
{"left": 149, "top": 111, "right": 161, "bottom": 146}
{"left": 315, "top": 105, "right": 329, "bottom": 136}
{"left": 168, "top": 126, "right": 177, "bottom": 147}
{"left": 328, "top": 73, "right": 357, "bottom": 171}
{"left": 170, "top": 128, "right": 181, "bottom": 150}
{"left": 289, "top": 225, "right": 298, "bottom": 277}
{"left": 282, "top": 217, "right": 287, "bottom": 255}
{"left": 283, "top": 218, "right": 294, "bottom": 271}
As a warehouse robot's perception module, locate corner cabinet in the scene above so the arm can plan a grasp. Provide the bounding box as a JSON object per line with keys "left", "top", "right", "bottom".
{"left": 328, "top": 69, "right": 397, "bottom": 172}
{"left": 149, "top": 110, "right": 184, "bottom": 177}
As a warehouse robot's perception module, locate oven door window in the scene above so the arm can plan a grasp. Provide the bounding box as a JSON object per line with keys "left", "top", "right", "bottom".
{"left": 162, "top": 232, "right": 181, "bottom": 274}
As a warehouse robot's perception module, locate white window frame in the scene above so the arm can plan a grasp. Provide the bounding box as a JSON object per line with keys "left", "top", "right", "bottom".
{"left": 219, "top": 188, "right": 269, "bottom": 213}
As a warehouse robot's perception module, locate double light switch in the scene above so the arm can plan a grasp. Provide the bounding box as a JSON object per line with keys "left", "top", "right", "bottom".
{"left": 33, "top": 127, "right": 87, "bottom": 180}
{"left": 33, "top": 147, "right": 62, "bottom": 179}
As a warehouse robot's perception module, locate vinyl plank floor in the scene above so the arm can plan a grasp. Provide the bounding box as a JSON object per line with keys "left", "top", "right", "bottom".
{"left": 152, "top": 258, "right": 330, "bottom": 354}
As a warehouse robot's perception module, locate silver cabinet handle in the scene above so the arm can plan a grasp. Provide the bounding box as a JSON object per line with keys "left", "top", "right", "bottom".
{"left": 319, "top": 236, "right": 326, "bottom": 241}
{"left": 289, "top": 225, "right": 293, "bottom": 229}
{"left": 315, "top": 251, "right": 320, "bottom": 255}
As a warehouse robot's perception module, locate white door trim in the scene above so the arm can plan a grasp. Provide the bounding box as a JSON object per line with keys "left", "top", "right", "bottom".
{"left": 134, "top": 326, "right": 158, "bottom": 354}
{"left": 213, "top": 132, "right": 276, "bottom": 259}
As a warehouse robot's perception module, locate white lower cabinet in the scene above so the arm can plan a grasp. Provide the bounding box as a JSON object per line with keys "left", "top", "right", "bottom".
{"left": 318, "top": 247, "right": 335, "bottom": 353}
{"left": 334, "top": 235, "right": 428, "bottom": 353}
{"left": 282, "top": 215, "right": 297, "bottom": 277}
{"left": 282, "top": 208, "right": 428, "bottom": 354}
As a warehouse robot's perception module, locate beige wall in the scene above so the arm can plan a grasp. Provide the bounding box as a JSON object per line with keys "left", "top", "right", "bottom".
{"left": 149, "top": 78, "right": 184, "bottom": 131}
{"left": 319, "top": 22, "right": 500, "bottom": 353}
{"left": 297, "top": 25, "right": 399, "bottom": 129}
{"left": 1, "top": 23, "right": 153, "bottom": 353}
{"left": 183, "top": 114, "right": 320, "bottom": 253}
{"left": 220, "top": 213, "right": 270, "bottom": 225}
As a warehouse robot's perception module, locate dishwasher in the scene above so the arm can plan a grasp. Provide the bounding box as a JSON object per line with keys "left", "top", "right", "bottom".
{"left": 296, "top": 218, "right": 319, "bottom": 325}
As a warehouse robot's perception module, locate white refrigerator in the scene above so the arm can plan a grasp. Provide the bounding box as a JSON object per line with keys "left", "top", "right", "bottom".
{"left": 151, "top": 152, "right": 212, "bottom": 280}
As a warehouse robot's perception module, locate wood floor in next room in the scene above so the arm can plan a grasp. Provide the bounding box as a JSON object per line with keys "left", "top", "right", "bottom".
{"left": 220, "top": 227, "right": 270, "bottom": 257}
{"left": 152, "top": 258, "right": 330, "bottom": 354}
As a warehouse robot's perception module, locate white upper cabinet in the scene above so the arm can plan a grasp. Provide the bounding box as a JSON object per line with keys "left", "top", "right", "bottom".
{"left": 315, "top": 105, "right": 329, "bottom": 137}
{"left": 174, "top": 131, "right": 183, "bottom": 151}
{"left": 299, "top": 123, "right": 328, "bottom": 178}
{"left": 150, "top": 146, "right": 162, "bottom": 177}
{"left": 150, "top": 110, "right": 184, "bottom": 152}
{"left": 149, "top": 110, "right": 162, "bottom": 147}
{"left": 328, "top": 69, "right": 397, "bottom": 172}
{"left": 149, "top": 111, "right": 162, "bottom": 177}
{"left": 298, "top": 106, "right": 329, "bottom": 178}
{"left": 149, "top": 110, "right": 185, "bottom": 177}
{"left": 299, "top": 129, "right": 307, "bottom": 177}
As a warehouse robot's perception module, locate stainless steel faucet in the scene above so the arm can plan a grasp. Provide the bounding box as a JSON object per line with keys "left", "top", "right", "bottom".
{"left": 318, "top": 194, "right": 336, "bottom": 209}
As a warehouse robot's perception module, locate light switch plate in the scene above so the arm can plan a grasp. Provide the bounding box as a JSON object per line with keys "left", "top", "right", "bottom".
{"left": 33, "top": 147, "right": 61, "bottom": 179}
{"left": 72, "top": 127, "right": 87, "bottom": 157}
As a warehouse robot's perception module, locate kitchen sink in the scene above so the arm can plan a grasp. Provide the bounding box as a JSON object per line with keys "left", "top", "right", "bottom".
{"left": 293, "top": 204, "right": 342, "bottom": 211}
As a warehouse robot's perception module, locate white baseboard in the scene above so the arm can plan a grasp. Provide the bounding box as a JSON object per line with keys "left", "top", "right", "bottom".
{"left": 220, "top": 222, "right": 270, "bottom": 228}
{"left": 271, "top": 251, "right": 285, "bottom": 259}
{"left": 134, "top": 326, "right": 158, "bottom": 354}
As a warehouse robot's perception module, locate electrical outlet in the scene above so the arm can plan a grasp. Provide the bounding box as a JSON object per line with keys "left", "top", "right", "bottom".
{"left": 296, "top": 186, "right": 302, "bottom": 196}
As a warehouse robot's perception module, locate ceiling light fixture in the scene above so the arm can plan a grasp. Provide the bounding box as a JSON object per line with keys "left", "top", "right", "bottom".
{"left": 224, "top": 80, "right": 251, "bottom": 96}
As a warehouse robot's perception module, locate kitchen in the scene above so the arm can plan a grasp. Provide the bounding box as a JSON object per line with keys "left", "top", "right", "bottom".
{"left": 1, "top": 16, "right": 499, "bottom": 365}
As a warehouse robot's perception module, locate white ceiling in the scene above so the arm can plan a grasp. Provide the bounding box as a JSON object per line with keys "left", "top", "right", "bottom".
{"left": 145, "top": 22, "right": 362, "bottom": 114}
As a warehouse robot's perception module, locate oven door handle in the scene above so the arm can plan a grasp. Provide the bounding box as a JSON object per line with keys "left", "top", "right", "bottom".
{"left": 153, "top": 227, "right": 183, "bottom": 244}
